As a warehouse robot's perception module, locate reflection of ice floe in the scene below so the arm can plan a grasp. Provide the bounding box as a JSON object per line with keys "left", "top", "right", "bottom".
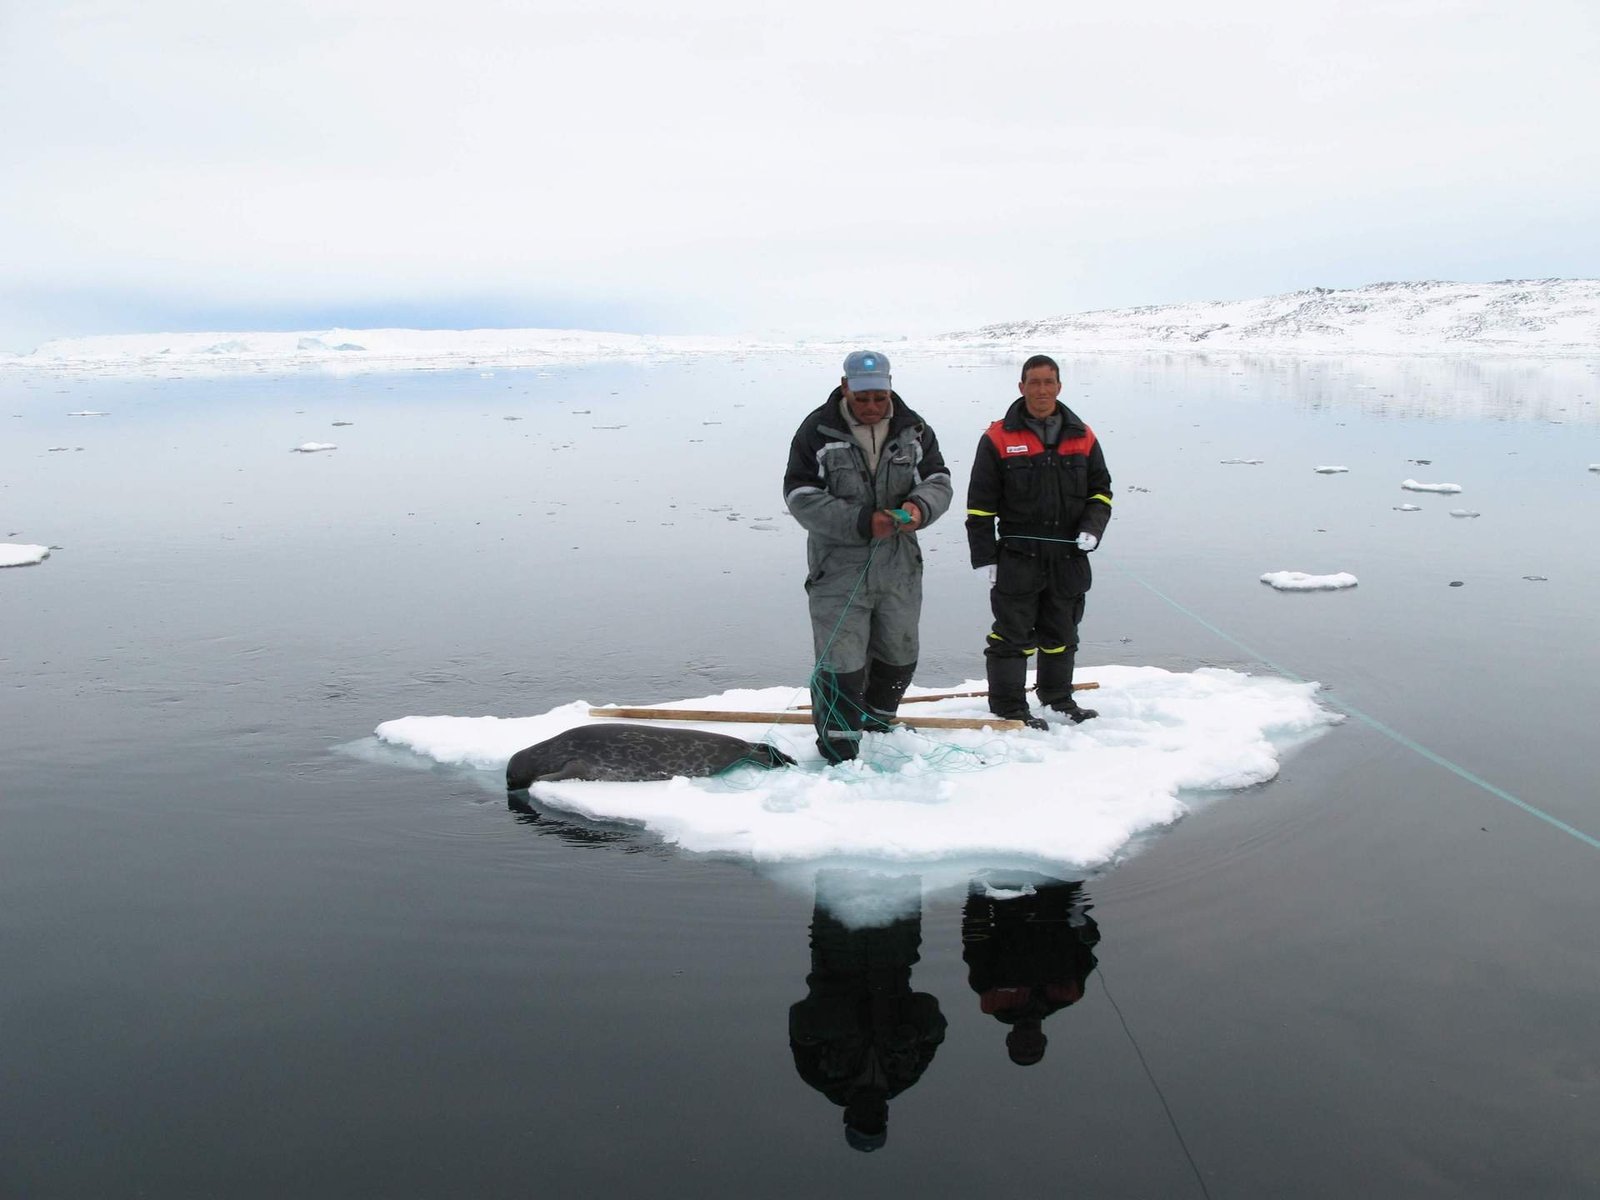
{"left": 372, "top": 667, "right": 1339, "bottom": 871}
{"left": 1260, "top": 571, "right": 1358, "bottom": 591}
{"left": 1, "top": 543, "right": 51, "bottom": 567}
{"left": 1401, "top": 478, "right": 1462, "bottom": 493}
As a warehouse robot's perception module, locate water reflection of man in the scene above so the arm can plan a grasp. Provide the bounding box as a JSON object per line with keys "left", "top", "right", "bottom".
{"left": 788, "top": 872, "right": 947, "bottom": 1152}
{"left": 960, "top": 878, "right": 1100, "bottom": 1066}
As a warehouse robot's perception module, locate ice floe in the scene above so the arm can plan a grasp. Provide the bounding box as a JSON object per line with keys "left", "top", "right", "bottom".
{"left": 1260, "top": 571, "right": 1359, "bottom": 591}
{"left": 1, "top": 543, "right": 51, "bottom": 567}
{"left": 372, "top": 667, "right": 1338, "bottom": 870}
{"left": 1401, "top": 479, "right": 1462, "bottom": 493}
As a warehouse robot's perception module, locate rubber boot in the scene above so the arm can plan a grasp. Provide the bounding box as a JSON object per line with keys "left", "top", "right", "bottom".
{"left": 862, "top": 659, "right": 916, "bottom": 731}
{"left": 813, "top": 666, "right": 867, "bottom": 762}
{"left": 1038, "top": 649, "right": 1098, "bottom": 723}
{"left": 986, "top": 653, "right": 1047, "bottom": 730}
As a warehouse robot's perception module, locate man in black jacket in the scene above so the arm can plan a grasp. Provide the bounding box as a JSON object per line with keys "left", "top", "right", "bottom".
{"left": 966, "top": 355, "right": 1112, "bottom": 728}
{"left": 783, "top": 351, "right": 952, "bottom": 762}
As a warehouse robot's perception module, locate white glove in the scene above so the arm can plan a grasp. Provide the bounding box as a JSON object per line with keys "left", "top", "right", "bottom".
{"left": 976, "top": 565, "right": 996, "bottom": 584}
{"left": 1075, "top": 532, "right": 1098, "bottom": 552}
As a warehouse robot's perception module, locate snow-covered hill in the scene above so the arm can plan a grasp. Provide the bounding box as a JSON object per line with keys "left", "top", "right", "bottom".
{"left": 3, "top": 279, "right": 1594, "bottom": 376}
{"left": 940, "top": 279, "right": 1599, "bottom": 355}
{"left": 4, "top": 326, "right": 768, "bottom": 375}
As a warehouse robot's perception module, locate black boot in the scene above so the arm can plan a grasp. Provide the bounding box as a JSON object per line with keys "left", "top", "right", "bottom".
{"left": 862, "top": 659, "right": 916, "bottom": 731}
{"left": 986, "top": 653, "right": 1047, "bottom": 730}
{"left": 813, "top": 666, "right": 867, "bottom": 762}
{"left": 1039, "top": 649, "right": 1098, "bottom": 723}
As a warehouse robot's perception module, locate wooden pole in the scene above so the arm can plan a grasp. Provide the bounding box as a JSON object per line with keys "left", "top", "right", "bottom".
{"left": 791, "top": 682, "right": 1098, "bottom": 709}
{"left": 587, "top": 707, "right": 1024, "bottom": 731}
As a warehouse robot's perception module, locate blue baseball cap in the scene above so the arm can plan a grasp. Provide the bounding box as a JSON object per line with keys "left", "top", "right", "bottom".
{"left": 843, "top": 350, "right": 891, "bottom": 393}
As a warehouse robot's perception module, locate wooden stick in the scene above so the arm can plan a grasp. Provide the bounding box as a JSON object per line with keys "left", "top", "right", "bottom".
{"left": 587, "top": 707, "right": 1024, "bottom": 731}
{"left": 791, "top": 681, "right": 1098, "bottom": 709}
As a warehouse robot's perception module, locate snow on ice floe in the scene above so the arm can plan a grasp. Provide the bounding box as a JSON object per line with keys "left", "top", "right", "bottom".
{"left": 372, "top": 666, "right": 1339, "bottom": 870}
{"left": 1313, "top": 465, "right": 1349, "bottom": 474}
{"left": 1401, "top": 479, "right": 1462, "bottom": 493}
{"left": 1, "top": 543, "right": 51, "bottom": 567}
{"left": 292, "top": 442, "right": 337, "bottom": 453}
{"left": 1260, "top": 571, "right": 1358, "bottom": 591}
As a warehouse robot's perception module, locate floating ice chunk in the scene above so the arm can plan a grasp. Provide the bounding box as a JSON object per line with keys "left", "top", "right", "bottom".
{"left": 1220, "top": 458, "right": 1263, "bottom": 465}
{"left": 1523, "top": 575, "right": 1548, "bottom": 581}
{"left": 1260, "top": 570, "right": 1358, "bottom": 591}
{"left": 1, "top": 543, "right": 51, "bottom": 567}
{"left": 1313, "top": 465, "right": 1348, "bottom": 474}
{"left": 372, "top": 668, "right": 1338, "bottom": 869}
{"left": 292, "top": 442, "right": 337, "bottom": 453}
{"left": 1590, "top": 464, "right": 1600, "bottom": 472}
{"left": 1393, "top": 504, "right": 1422, "bottom": 511}
{"left": 1401, "top": 479, "right": 1462, "bottom": 493}
{"left": 67, "top": 410, "right": 108, "bottom": 417}
{"left": 1449, "top": 509, "right": 1481, "bottom": 518}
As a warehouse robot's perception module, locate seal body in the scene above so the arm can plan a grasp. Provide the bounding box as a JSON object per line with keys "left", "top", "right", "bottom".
{"left": 506, "top": 722, "right": 796, "bottom": 790}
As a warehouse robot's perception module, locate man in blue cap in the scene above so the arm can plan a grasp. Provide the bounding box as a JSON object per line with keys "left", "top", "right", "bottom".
{"left": 782, "top": 350, "right": 952, "bottom": 762}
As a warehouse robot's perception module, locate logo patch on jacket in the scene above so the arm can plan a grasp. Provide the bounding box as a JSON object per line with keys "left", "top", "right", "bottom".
{"left": 1004, "top": 443, "right": 1031, "bottom": 455}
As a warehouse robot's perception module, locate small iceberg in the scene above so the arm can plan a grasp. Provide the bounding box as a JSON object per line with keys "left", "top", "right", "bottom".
{"left": 1260, "top": 571, "right": 1358, "bottom": 591}
{"left": 1, "top": 543, "right": 51, "bottom": 568}
{"left": 1401, "top": 479, "right": 1462, "bottom": 493}
{"left": 292, "top": 442, "right": 337, "bottom": 453}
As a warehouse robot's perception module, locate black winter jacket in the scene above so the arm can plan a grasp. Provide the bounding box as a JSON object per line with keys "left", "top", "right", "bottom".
{"left": 965, "top": 397, "right": 1112, "bottom": 569}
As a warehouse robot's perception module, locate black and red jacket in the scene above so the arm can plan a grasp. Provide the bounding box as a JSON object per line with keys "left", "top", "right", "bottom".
{"left": 965, "top": 397, "right": 1113, "bottom": 569}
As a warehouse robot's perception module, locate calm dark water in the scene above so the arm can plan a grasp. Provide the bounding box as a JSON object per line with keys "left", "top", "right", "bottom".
{"left": 3, "top": 353, "right": 1598, "bottom": 1197}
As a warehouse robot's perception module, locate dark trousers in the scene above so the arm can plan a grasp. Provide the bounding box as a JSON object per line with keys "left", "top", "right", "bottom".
{"left": 985, "top": 544, "right": 1088, "bottom": 709}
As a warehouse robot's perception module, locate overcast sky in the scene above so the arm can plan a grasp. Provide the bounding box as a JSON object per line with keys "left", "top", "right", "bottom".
{"left": 2, "top": 0, "right": 1597, "bottom": 350}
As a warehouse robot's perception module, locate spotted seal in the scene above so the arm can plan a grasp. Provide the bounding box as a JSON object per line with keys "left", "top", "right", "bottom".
{"left": 506, "top": 722, "right": 796, "bottom": 790}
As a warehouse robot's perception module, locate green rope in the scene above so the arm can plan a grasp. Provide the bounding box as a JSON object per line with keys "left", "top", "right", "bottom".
{"left": 1117, "top": 562, "right": 1600, "bottom": 854}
